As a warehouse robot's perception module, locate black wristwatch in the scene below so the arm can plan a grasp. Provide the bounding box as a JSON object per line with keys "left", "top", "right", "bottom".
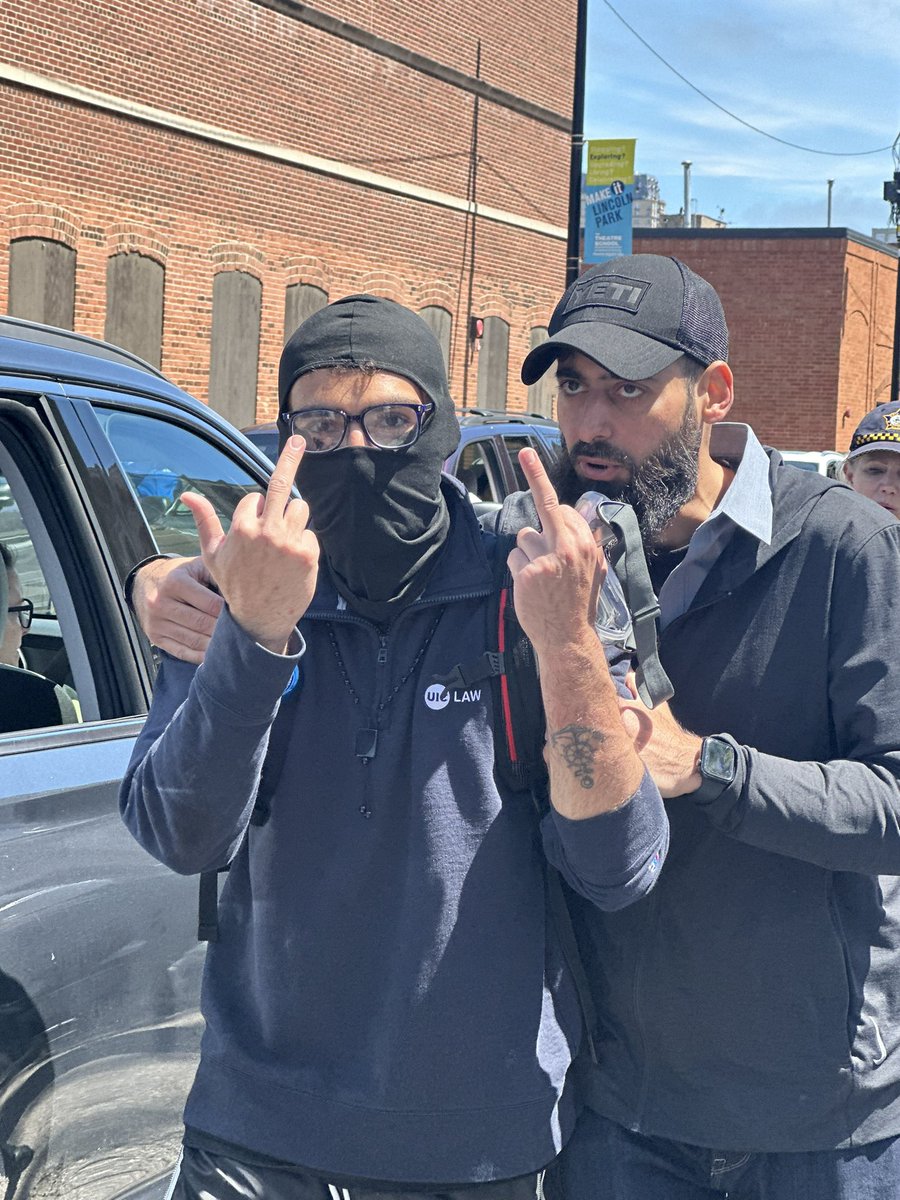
{"left": 693, "top": 733, "right": 739, "bottom": 803}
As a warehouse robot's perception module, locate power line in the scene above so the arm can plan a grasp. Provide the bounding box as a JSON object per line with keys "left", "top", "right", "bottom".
{"left": 601, "top": 0, "right": 895, "bottom": 158}
{"left": 479, "top": 158, "right": 559, "bottom": 225}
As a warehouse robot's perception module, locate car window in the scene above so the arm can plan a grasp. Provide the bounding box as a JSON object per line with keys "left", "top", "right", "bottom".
{"left": 503, "top": 433, "right": 558, "bottom": 491}
{"left": 244, "top": 425, "right": 279, "bottom": 463}
{"left": 456, "top": 439, "right": 505, "bottom": 503}
{"left": 537, "top": 428, "right": 562, "bottom": 466}
{"left": 96, "top": 408, "right": 264, "bottom": 556}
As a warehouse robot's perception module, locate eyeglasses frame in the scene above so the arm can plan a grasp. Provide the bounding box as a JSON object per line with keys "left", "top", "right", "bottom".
{"left": 8, "top": 599, "right": 34, "bottom": 630}
{"left": 279, "top": 402, "right": 435, "bottom": 453}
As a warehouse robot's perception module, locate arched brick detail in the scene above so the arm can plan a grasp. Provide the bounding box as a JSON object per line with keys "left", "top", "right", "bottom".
{"left": 106, "top": 224, "right": 169, "bottom": 265}
{"left": 523, "top": 298, "right": 556, "bottom": 329}
{"left": 415, "top": 279, "right": 457, "bottom": 313}
{"left": 4, "top": 202, "right": 80, "bottom": 248}
{"left": 471, "top": 291, "right": 514, "bottom": 325}
{"left": 208, "top": 242, "right": 265, "bottom": 281}
{"left": 283, "top": 255, "right": 330, "bottom": 293}
{"left": 355, "top": 270, "right": 406, "bottom": 302}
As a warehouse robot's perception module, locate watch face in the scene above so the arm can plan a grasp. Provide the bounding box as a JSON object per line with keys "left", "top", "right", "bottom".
{"left": 701, "top": 736, "right": 737, "bottom": 785}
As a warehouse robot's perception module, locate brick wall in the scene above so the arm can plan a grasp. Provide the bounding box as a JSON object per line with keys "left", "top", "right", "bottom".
{"left": 5, "top": 4, "right": 894, "bottom": 443}
{"left": 635, "top": 229, "right": 898, "bottom": 450}
{"left": 0, "top": 0, "right": 573, "bottom": 418}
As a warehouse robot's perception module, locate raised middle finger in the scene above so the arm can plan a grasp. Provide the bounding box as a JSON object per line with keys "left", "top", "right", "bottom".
{"left": 262, "top": 435, "right": 305, "bottom": 524}
{"left": 518, "top": 447, "right": 565, "bottom": 541}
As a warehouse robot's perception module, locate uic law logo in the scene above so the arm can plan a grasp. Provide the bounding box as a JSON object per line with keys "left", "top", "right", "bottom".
{"left": 423, "top": 683, "right": 482, "bottom": 711}
{"left": 424, "top": 684, "right": 451, "bottom": 710}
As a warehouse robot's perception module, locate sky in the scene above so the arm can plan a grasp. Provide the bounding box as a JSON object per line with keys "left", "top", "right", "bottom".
{"left": 584, "top": 0, "right": 900, "bottom": 236}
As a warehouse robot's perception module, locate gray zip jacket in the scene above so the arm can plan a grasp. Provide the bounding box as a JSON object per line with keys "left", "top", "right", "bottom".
{"left": 568, "top": 456, "right": 900, "bottom": 1150}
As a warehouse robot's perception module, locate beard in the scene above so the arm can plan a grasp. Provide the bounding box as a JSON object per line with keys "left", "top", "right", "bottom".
{"left": 550, "top": 400, "right": 702, "bottom": 548}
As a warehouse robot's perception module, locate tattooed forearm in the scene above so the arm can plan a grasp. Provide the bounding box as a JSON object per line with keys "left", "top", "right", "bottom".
{"left": 549, "top": 724, "right": 606, "bottom": 789}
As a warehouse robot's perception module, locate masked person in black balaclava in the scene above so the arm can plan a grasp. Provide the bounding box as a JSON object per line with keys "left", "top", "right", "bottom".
{"left": 121, "top": 295, "right": 667, "bottom": 1200}
{"left": 277, "top": 295, "right": 461, "bottom": 625}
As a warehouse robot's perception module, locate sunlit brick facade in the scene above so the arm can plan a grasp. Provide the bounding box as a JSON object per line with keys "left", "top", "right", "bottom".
{"left": 0, "top": 0, "right": 573, "bottom": 423}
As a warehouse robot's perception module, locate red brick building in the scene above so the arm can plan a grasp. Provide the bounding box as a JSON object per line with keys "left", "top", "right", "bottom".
{"left": 0, "top": 0, "right": 573, "bottom": 426}
{"left": 2, "top": 5, "right": 896, "bottom": 447}
{"left": 634, "top": 227, "right": 898, "bottom": 452}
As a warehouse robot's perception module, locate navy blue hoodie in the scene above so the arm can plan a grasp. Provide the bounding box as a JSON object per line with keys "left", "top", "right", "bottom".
{"left": 120, "top": 487, "right": 667, "bottom": 1183}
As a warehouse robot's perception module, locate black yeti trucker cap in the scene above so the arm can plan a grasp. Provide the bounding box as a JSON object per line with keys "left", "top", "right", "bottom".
{"left": 278, "top": 294, "right": 453, "bottom": 413}
{"left": 521, "top": 255, "right": 729, "bottom": 384}
{"left": 846, "top": 402, "right": 900, "bottom": 461}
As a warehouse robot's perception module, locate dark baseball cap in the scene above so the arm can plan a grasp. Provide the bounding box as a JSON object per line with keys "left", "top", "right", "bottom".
{"left": 521, "top": 254, "right": 729, "bottom": 384}
{"left": 846, "top": 402, "right": 900, "bottom": 461}
{"left": 279, "top": 294, "right": 453, "bottom": 413}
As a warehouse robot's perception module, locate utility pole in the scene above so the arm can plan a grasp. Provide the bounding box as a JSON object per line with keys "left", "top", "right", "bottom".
{"left": 460, "top": 41, "right": 481, "bottom": 410}
{"left": 885, "top": 133, "right": 900, "bottom": 404}
{"left": 565, "top": 0, "right": 589, "bottom": 287}
{"left": 682, "top": 161, "right": 692, "bottom": 229}
{"left": 826, "top": 180, "right": 834, "bottom": 227}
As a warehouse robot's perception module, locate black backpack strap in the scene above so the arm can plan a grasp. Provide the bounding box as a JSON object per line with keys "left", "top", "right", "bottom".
{"left": 436, "top": 518, "right": 547, "bottom": 793}
{"left": 603, "top": 503, "right": 672, "bottom": 708}
{"left": 473, "top": 504, "right": 600, "bottom": 1060}
{"left": 487, "top": 499, "right": 600, "bottom": 1060}
{"left": 435, "top": 651, "right": 505, "bottom": 693}
{"left": 490, "top": 492, "right": 672, "bottom": 708}
{"left": 197, "top": 671, "right": 301, "bottom": 942}
{"left": 496, "top": 566, "right": 545, "bottom": 789}
{"left": 433, "top": 511, "right": 546, "bottom": 793}
{"left": 197, "top": 870, "right": 222, "bottom": 943}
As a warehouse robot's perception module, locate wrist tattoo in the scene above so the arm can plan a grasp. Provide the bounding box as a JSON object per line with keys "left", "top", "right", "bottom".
{"left": 550, "top": 724, "right": 606, "bottom": 789}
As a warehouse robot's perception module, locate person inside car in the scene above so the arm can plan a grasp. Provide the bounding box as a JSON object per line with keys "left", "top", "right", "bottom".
{"left": 0, "top": 541, "right": 30, "bottom": 668}
{"left": 0, "top": 542, "right": 79, "bottom": 729}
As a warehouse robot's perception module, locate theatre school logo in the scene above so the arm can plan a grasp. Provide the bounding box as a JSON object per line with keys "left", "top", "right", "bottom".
{"left": 423, "top": 683, "right": 482, "bottom": 711}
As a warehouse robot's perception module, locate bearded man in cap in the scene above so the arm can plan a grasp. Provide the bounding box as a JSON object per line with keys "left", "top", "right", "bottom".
{"left": 121, "top": 295, "right": 667, "bottom": 1200}
{"left": 512, "top": 255, "right": 900, "bottom": 1200}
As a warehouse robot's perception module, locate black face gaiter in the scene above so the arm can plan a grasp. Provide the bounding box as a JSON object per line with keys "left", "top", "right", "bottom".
{"left": 296, "top": 408, "right": 457, "bottom": 624}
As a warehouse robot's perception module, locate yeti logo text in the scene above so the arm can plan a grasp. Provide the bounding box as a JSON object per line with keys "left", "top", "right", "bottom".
{"left": 424, "top": 684, "right": 451, "bottom": 711}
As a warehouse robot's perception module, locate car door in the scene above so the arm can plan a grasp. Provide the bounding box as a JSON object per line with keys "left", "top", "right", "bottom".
{"left": 450, "top": 435, "right": 508, "bottom": 503}
{"left": 494, "top": 427, "right": 561, "bottom": 494}
{"left": 0, "top": 381, "right": 268, "bottom": 1200}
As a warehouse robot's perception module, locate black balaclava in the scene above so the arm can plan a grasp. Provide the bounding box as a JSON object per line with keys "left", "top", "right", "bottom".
{"left": 278, "top": 295, "right": 460, "bottom": 624}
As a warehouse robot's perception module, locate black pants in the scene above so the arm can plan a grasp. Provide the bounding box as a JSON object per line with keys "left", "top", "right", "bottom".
{"left": 167, "top": 1145, "right": 547, "bottom": 1200}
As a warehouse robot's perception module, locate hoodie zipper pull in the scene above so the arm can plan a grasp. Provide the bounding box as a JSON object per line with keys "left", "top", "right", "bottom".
{"left": 355, "top": 727, "right": 378, "bottom": 762}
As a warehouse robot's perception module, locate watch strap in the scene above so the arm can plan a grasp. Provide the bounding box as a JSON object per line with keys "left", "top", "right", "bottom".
{"left": 692, "top": 733, "right": 741, "bottom": 804}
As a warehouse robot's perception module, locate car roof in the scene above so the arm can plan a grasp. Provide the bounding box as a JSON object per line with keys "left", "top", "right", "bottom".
{"left": 0, "top": 317, "right": 209, "bottom": 412}
{"left": 456, "top": 408, "right": 558, "bottom": 429}
{"left": 0, "top": 316, "right": 165, "bottom": 375}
